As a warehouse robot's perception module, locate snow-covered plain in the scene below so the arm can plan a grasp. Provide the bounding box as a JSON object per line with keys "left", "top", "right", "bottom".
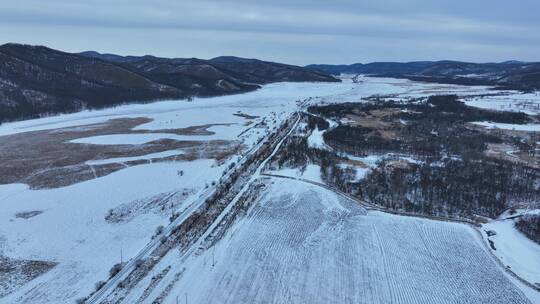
{"left": 0, "top": 81, "right": 359, "bottom": 303}
{"left": 465, "top": 92, "right": 540, "bottom": 115}
{"left": 135, "top": 179, "right": 532, "bottom": 304}
{"left": 0, "top": 160, "right": 221, "bottom": 303}
{"left": 1, "top": 77, "right": 539, "bottom": 303}
{"left": 85, "top": 150, "right": 185, "bottom": 166}
{"left": 335, "top": 153, "right": 422, "bottom": 182}
{"left": 472, "top": 121, "right": 540, "bottom": 132}
{"left": 268, "top": 164, "right": 323, "bottom": 184}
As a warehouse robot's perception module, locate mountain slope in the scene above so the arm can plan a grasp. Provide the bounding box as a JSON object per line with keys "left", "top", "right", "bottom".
{"left": 78, "top": 52, "right": 260, "bottom": 96}
{"left": 0, "top": 44, "right": 184, "bottom": 122}
{"left": 307, "top": 61, "right": 540, "bottom": 90}
{"left": 0, "top": 43, "right": 339, "bottom": 123}
{"left": 208, "top": 56, "right": 339, "bottom": 84}
{"left": 79, "top": 53, "right": 339, "bottom": 94}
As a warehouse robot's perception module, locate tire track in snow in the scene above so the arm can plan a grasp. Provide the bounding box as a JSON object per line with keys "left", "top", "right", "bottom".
{"left": 373, "top": 224, "right": 397, "bottom": 304}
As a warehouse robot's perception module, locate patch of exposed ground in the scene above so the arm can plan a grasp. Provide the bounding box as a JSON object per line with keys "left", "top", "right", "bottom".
{"left": 0, "top": 257, "right": 57, "bottom": 297}
{"left": 467, "top": 125, "right": 539, "bottom": 167}
{"left": 338, "top": 107, "right": 539, "bottom": 167}
{"left": 105, "top": 189, "right": 196, "bottom": 224}
{"left": 484, "top": 143, "right": 539, "bottom": 167}
{"left": 340, "top": 158, "right": 369, "bottom": 168}
{"left": 233, "top": 112, "right": 259, "bottom": 120}
{"left": 0, "top": 117, "right": 241, "bottom": 189}
{"left": 135, "top": 266, "right": 171, "bottom": 304}
{"left": 148, "top": 123, "right": 234, "bottom": 136}
{"left": 14, "top": 211, "right": 43, "bottom": 219}
{"left": 342, "top": 108, "right": 403, "bottom": 139}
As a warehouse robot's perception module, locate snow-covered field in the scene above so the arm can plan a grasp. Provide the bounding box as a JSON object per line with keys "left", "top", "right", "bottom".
{"left": 129, "top": 179, "right": 532, "bottom": 304}
{"left": 0, "top": 160, "right": 220, "bottom": 303}
{"left": 1, "top": 77, "right": 539, "bottom": 303}
{"left": 85, "top": 150, "right": 185, "bottom": 166}
{"left": 268, "top": 164, "right": 323, "bottom": 184}
{"left": 0, "top": 81, "right": 358, "bottom": 303}
{"left": 465, "top": 92, "right": 540, "bottom": 115}
{"left": 334, "top": 75, "right": 498, "bottom": 102}
{"left": 472, "top": 121, "right": 540, "bottom": 132}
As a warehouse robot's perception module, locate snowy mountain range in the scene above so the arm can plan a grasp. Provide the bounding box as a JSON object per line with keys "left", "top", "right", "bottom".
{"left": 307, "top": 60, "right": 540, "bottom": 90}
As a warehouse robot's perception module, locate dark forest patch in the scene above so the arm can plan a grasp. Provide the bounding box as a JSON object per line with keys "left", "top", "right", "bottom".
{"left": 299, "top": 95, "right": 540, "bottom": 221}
{"left": 516, "top": 215, "right": 540, "bottom": 244}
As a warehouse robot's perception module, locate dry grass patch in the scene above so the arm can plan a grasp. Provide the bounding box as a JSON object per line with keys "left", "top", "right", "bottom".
{"left": 342, "top": 108, "right": 403, "bottom": 140}
{"left": 0, "top": 256, "right": 57, "bottom": 297}
{"left": 0, "top": 117, "right": 241, "bottom": 189}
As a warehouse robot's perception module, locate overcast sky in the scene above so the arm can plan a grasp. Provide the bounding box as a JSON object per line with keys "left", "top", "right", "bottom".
{"left": 1, "top": 0, "right": 539, "bottom": 65}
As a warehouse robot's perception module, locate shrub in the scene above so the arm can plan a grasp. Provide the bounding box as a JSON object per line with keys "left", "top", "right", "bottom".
{"left": 516, "top": 215, "right": 540, "bottom": 244}
{"left": 155, "top": 225, "right": 164, "bottom": 236}
{"left": 135, "top": 259, "right": 144, "bottom": 268}
{"left": 109, "top": 263, "right": 122, "bottom": 277}
{"left": 95, "top": 280, "right": 106, "bottom": 291}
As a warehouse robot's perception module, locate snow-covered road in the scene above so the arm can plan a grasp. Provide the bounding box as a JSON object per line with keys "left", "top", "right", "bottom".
{"left": 86, "top": 114, "right": 301, "bottom": 303}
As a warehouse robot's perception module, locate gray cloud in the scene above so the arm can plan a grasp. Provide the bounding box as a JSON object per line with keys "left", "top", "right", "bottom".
{"left": 0, "top": 0, "right": 539, "bottom": 64}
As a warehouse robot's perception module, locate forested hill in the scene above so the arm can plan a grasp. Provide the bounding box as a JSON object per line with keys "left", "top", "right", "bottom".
{"left": 307, "top": 60, "right": 540, "bottom": 91}
{"left": 0, "top": 43, "right": 338, "bottom": 123}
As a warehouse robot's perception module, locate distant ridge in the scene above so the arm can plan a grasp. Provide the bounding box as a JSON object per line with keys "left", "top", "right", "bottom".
{"left": 307, "top": 60, "right": 540, "bottom": 90}
{"left": 0, "top": 43, "right": 339, "bottom": 123}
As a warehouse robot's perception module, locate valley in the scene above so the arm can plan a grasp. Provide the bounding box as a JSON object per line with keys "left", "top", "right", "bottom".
{"left": 0, "top": 76, "right": 539, "bottom": 303}
{"left": 2, "top": 1, "right": 540, "bottom": 303}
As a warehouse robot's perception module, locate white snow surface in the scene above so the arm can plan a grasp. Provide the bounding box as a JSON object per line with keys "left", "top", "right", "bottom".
{"left": 70, "top": 132, "right": 231, "bottom": 145}
{"left": 307, "top": 127, "right": 330, "bottom": 150}
{"left": 337, "top": 153, "right": 423, "bottom": 182}
{"left": 483, "top": 215, "right": 540, "bottom": 286}
{"left": 0, "top": 81, "right": 359, "bottom": 303}
{"left": 122, "top": 179, "right": 534, "bottom": 304}
{"left": 345, "top": 154, "right": 386, "bottom": 167}
{"left": 0, "top": 160, "right": 222, "bottom": 302}
{"left": 306, "top": 116, "right": 336, "bottom": 151}
{"left": 0, "top": 81, "right": 355, "bottom": 137}
{"left": 465, "top": 92, "right": 540, "bottom": 115}
{"left": 268, "top": 164, "right": 323, "bottom": 184}
{"left": 346, "top": 153, "right": 423, "bottom": 166}
{"left": 472, "top": 121, "right": 540, "bottom": 132}
{"left": 85, "top": 150, "right": 185, "bottom": 165}
{"left": 1, "top": 77, "right": 538, "bottom": 303}
{"left": 338, "top": 163, "right": 371, "bottom": 181}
